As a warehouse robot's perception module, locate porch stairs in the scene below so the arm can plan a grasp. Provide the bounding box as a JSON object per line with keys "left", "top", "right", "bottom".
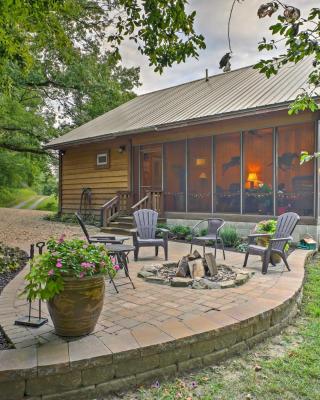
{"left": 100, "top": 215, "right": 167, "bottom": 236}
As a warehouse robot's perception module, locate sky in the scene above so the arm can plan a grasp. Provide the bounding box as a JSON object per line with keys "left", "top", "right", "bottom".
{"left": 119, "top": 0, "right": 318, "bottom": 94}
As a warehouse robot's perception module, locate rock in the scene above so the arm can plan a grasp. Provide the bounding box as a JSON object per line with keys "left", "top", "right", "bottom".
{"left": 171, "top": 277, "right": 193, "bottom": 287}
{"left": 145, "top": 276, "right": 168, "bottom": 285}
{"left": 235, "top": 273, "right": 249, "bottom": 285}
{"left": 199, "top": 278, "right": 221, "bottom": 289}
{"left": 141, "top": 265, "right": 160, "bottom": 273}
{"left": 193, "top": 249, "right": 202, "bottom": 259}
{"left": 220, "top": 280, "right": 235, "bottom": 289}
{"left": 192, "top": 280, "right": 205, "bottom": 290}
{"left": 162, "top": 262, "right": 177, "bottom": 269}
{"left": 254, "top": 364, "right": 262, "bottom": 372}
{"left": 137, "top": 270, "right": 155, "bottom": 279}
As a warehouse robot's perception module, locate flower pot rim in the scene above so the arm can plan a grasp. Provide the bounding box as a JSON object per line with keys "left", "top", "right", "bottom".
{"left": 61, "top": 273, "right": 106, "bottom": 282}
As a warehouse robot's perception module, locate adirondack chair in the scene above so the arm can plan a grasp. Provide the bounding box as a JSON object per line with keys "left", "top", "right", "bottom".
{"left": 75, "top": 212, "right": 128, "bottom": 244}
{"left": 243, "top": 212, "right": 300, "bottom": 274}
{"left": 132, "top": 209, "right": 169, "bottom": 261}
{"left": 190, "top": 218, "right": 226, "bottom": 259}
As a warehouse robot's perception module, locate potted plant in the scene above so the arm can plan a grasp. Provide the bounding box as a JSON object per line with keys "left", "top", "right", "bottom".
{"left": 254, "top": 220, "right": 289, "bottom": 263}
{"left": 23, "top": 236, "right": 116, "bottom": 337}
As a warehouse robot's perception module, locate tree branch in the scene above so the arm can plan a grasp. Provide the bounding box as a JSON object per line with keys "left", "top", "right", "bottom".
{"left": 0, "top": 143, "right": 56, "bottom": 158}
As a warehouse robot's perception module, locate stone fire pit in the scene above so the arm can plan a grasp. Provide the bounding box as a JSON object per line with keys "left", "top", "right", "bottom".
{"left": 137, "top": 251, "right": 253, "bottom": 290}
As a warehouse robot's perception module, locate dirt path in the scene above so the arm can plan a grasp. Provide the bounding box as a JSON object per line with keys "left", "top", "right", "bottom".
{"left": 13, "top": 197, "right": 37, "bottom": 209}
{"left": 0, "top": 208, "right": 101, "bottom": 252}
{"left": 28, "top": 196, "right": 47, "bottom": 210}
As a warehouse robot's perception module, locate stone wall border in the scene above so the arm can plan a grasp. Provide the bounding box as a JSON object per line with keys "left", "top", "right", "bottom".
{"left": 0, "top": 250, "right": 314, "bottom": 400}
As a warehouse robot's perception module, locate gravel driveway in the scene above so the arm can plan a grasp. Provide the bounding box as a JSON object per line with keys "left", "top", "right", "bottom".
{"left": 0, "top": 208, "right": 101, "bottom": 252}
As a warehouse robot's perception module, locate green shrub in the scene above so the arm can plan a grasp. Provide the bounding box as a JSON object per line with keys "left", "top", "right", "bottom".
{"left": 220, "top": 225, "right": 241, "bottom": 247}
{"left": 36, "top": 196, "right": 58, "bottom": 212}
{"left": 170, "top": 225, "right": 191, "bottom": 240}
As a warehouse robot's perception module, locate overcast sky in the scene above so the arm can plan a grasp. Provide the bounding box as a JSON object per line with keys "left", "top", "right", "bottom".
{"left": 119, "top": 0, "right": 318, "bottom": 94}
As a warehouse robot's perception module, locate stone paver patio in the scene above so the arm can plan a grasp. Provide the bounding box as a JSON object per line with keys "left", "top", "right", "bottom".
{"left": 0, "top": 209, "right": 312, "bottom": 400}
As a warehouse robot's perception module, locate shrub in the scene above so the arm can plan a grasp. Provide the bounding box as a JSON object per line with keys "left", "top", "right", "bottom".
{"left": 170, "top": 225, "right": 191, "bottom": 240}
{"left": 220, "top": 225, "right": 241, "bottom": 247}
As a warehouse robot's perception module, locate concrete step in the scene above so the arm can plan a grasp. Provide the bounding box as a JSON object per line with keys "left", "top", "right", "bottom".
{"left": 109, "top": 221, "right": 133, "bottom": 229}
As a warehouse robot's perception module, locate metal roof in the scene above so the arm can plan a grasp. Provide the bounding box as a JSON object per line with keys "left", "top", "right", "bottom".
{"left": 47, "top": 58, "right": 315, "bottom": 148}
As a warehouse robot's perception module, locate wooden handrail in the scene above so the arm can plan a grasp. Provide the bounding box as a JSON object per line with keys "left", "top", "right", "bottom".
{"left": 131, "top": 190, "right": 163, "bottom": 215}
{"left": 100, "top": 195, "right": 119, "bottom": 227}
{"left": 131, "top": 195, "right": 149, "bottom": 211}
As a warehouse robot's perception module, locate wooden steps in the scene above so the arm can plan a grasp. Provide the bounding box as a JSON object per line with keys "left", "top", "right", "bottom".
{"left": 101, "top": 216, "right": 167, "bottom": 236}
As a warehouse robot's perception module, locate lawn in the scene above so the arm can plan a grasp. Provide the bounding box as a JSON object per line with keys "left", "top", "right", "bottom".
{"left": 123, "top": 256, "right": 320, "bottom": 400}
{"left": 35, "top": 195, "right": 58, "bottom": 212}
{"left": 0, "top": 187, "right": 36, "bottom": 207}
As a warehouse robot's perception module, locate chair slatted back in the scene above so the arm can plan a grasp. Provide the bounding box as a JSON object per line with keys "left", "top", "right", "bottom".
{"left": 133, "top": 209, "right": 158, "bottom": 239}
{"left": 207, "top": 218, "right": 225, "bottom": 236}
{"left": 272, "top": 212, "right": 300, "bottom": 251}
{"left": 75, "top": 212, "right": 90, "bottom": 242}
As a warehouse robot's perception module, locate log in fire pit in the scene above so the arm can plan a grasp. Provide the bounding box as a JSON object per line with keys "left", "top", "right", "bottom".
{"left": 137, "top": 250, "right": 253, "bottom": 289}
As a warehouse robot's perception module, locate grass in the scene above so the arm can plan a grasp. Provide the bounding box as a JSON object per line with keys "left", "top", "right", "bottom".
{"left": 121, "top": 256, "right": 320, "bottom": 400}
{"left": 35, "top": 195, "right": 58, "bottom": 212}
{"left": 0, "top": 187, "right": 36, "bottom": 207}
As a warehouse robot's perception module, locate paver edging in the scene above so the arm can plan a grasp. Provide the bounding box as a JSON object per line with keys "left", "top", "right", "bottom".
{"left": 0, "top": 250, "right": 313, "bottom": 400}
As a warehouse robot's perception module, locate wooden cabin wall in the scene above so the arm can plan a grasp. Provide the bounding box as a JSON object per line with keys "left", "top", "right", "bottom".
{"left": 131, "top": 109, "right": 319, "bottom": 145}
{"left": 61, "top": 139, "right": 130, "bottom": 217}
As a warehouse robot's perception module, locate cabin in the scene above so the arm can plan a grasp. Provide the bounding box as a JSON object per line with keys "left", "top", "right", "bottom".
{"left": 46, "top": 58, "right": 320, "bottom": 241}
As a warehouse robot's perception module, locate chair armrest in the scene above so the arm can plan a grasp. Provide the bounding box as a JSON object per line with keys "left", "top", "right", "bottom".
{"left": 91, "top": 235, "right": 116, "bottom": 240}
{"left": 157, "top": 228, "right": 169, "bottom": 240}
{"left": 129, "top": 228, "right": 138, "bottom": 234}
{"left": 270, "top": 236, "right": 292, "bottom": 243}
{"left": 248, "top": 233, "right": 273, "bottom": 238}
{"left": 247, "top": 232, "right": 273, "bottom": 244}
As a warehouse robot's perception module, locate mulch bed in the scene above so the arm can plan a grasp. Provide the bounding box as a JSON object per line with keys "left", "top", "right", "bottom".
{"left": 0, "top": 243, "right": 28, "bottom": 350}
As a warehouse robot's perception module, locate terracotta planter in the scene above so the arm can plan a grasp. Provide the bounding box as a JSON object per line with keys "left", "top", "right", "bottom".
{"left": 47, "top": 275, "right": 105, "bottom": 337}
{"left": 257, "top": 237, "right": 281, "bottom": 264}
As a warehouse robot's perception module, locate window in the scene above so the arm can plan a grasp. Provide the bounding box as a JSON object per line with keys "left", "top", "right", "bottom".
{"left": 243, "top": 128, "right": 273, "bottom": 215}
{"left": 214, "top": 133, "right": 241, "bottom": 213}
{"left": 96, "top": 152, "right": 109, "bottom": 167}
{"left": 277, "top": 123, "right": 315, "bottom": 217}
{"left": 163, "top": 141, "right": 186, "bottom": 212}
{"left": 187, "top": 137, "right": 212, "bottom": 212}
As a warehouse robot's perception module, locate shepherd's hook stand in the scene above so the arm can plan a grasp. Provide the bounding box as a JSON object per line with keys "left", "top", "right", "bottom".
{"left": 14, "top": 242, "right": 48, "bottom": 328}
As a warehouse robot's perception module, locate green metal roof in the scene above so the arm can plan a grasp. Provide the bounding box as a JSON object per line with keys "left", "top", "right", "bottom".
{"left": 47, "top": 58, "right": 315, "bottom": 148}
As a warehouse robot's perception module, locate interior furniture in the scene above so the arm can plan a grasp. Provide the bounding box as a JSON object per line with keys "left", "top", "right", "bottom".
{"left": 190, "top": 218, "right": 226, "bottom": 259}
{"left": 243, "top": 211, "right": 300, "bottom": 274}
{"left": 132, "top": 209, "right": 169, "bottom": 261}
{"left": 75, "top": 212, "right": 128, "bottom": 244}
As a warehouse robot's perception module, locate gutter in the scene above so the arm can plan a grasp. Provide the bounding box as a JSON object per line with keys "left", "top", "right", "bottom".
{"left": 44, "top": 100, "right": 319, "bottom": 150}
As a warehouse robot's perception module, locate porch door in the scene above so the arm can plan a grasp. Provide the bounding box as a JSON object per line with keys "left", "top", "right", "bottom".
{"left": 140, "top": 145, "right": 162, "bottom": 196}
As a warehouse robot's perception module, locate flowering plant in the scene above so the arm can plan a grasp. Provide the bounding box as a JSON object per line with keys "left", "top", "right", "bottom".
{"left": 255, "top": 219, "right": 277, "bottom": 234}
{"left": 23, "top": 236, "right": 116, "bottom": 301}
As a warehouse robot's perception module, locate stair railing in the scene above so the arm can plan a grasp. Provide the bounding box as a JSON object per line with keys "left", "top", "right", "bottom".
{"left": 100, "top": 191, "right": 133, "bottom": 227}
{"left": 131, "top": 190, "right": 163, "bottom": 215}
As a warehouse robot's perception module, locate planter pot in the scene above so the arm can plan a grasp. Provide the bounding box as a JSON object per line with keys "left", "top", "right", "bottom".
{"left": 257, "top": 237, "right": 281, "bottom": 264}
{"left": 47, "top": 275, "right": 105, "bottom": 337}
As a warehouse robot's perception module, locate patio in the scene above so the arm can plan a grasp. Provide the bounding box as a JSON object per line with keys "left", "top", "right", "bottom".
{"left": 0, "top": 234, "right": 311, "bottom": 400}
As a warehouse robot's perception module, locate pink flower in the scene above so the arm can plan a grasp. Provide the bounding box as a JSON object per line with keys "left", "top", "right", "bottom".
{"left": 114, "top": 265, "right": 120, "bottom": 271}
{"left": 81, "top": 262, "right": 88, "bottom": 267}
{"left": 79, "top": 272, "right": 85, "bottom": 278}
{"left": 56, "top": 261, "right": 62, "bottom": 268}
{"left": 48, "top": 269, "right": 54, "bottom": 276}
{"left": 111, "top": 256, "right": 116, "bottom": 264}
{"left": 58, "top": 234, "right": 66, "bottom": 243}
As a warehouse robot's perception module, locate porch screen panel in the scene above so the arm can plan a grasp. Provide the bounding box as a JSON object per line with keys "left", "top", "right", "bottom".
{"left": 187, "top": 137, "right": 212, "bottom": 212}
{"left": 132, "top": 146, "right": 140, "bottom": 203}
{"left": 163, "top": 141, "right": 186, "bottom": 212}
{"left": 215, "top": 133, "right": 241, "bottom": 213}
{"left": 277, "top": 123, "right": 315, "bottom": 216}
{"left": 243, "top": 128, "right": 273, "bottom": 215}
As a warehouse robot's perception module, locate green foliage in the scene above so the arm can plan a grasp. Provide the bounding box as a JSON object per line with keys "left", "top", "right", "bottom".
{"left": 23, "top": 237, "right": 115, "bottom": 301}
{"left": 253, "top": 4, "right": 320, "bottom": 114}
{"left": 170, "top": 225, "right": 191, "bottom": 240}
{"left": 255, "top": 219, "right": 277, "bottom": 234}
{"left": 220, "top": 225, "right": 241, "bottom": 247}
{"left": 0, "top": 187, "right": 36, "bottom": 208}
{"left": 36, "top": 196, "right": 58, "bottom": 212}
{"left": 0, "top": 243, "right": 28, "bottom": 274}
{"left": 236, "top": 242, "right": 248, "bottom": 253}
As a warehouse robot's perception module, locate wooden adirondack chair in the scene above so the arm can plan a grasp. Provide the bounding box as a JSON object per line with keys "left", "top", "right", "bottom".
{"left": 243, "top": 212, "right": 300, "bottom": 274}
{"left": 132, "top": 209, "right": 169, "bottom": 261}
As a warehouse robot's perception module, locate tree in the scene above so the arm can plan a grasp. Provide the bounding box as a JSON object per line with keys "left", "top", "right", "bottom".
{"left": 225, "top": 1, "right": 319, "bottom": 114}
{"left": 225, "top": 1, "right": 320, "bottom": 162}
